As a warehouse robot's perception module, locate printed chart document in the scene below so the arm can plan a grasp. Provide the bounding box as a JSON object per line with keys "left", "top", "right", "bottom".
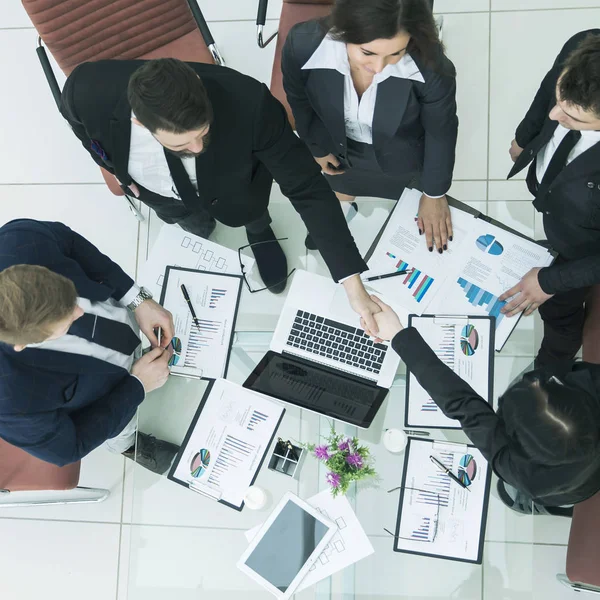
{"left": 160, "top": 267, "right": 242, "bottom": 379}
{"left": 245, "top": 490, "right": 374, "bottom": 590}
{"left": 168, "top": 379, "right": 285, "bottom": 511}
{"left": 365, "top": 189, "right": 554, "bottom": 350}
{"left": 406, "top": 315, "right": 494, "bottom": 429}
{"left": 393, "top": 438, "right": 491, "bottom": 564}
{"left": 139, "top": 224, "right": 254, "bottom": 298}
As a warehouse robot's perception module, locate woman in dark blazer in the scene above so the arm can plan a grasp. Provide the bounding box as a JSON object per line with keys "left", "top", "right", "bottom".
{"left": 282, "top": 0, "right": 458, "bottom": 254}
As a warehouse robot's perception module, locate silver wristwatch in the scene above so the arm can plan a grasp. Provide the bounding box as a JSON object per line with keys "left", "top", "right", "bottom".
{"left": 127, "top": 286, "right": 153, "bottom": 311}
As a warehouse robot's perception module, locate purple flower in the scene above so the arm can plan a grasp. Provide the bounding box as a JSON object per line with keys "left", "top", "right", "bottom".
{"left": 326, "top": 472, "right": 341, "bottom": 488}
{"left": 338, "top": 438, "right": 351, "bottom": 452}
{"left": 346, "top": 453, "right": 363, "bottom": 469}
{"left": 314, "top": 445, "right": 331, "bottom": 460}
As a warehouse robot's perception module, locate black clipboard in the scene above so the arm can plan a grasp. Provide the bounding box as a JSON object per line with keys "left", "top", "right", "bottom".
{"left": 404, "top": 314, "right": 495, "bottom": 430}
{"left": 364, "top": 193, "right": 557, "bottom": 352}
{"left": 167, "top": 379, "right": 286, "bottom": 511}
{"left": 392, "top": 437, "right": 492, "bottom": 565}
{"left": 159, "top": 266, "right": 243, "bottom": 380}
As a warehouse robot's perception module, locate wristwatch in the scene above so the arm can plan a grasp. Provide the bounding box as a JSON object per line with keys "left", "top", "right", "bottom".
{"left": 127, "top": 287, "right": 153, "bottom": 311}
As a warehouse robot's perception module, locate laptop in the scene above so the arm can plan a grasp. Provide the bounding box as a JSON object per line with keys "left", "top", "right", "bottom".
{"left": 243, "top": 270, "right": 401, "bottom": 428}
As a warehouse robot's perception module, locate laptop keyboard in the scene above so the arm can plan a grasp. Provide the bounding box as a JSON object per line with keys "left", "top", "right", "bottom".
{"left": 287, "top": 310, "right": 388, "bottom": 375}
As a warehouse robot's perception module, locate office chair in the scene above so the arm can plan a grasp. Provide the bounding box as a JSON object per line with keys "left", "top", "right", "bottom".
{"left": 556, "top": 285, "right": 600, "bottom": 594}
{"left": 21, "top": 0, "right": 224, "bottom": 221}
{"left": 0, "top": 437, "right": 109, "bottom": 508}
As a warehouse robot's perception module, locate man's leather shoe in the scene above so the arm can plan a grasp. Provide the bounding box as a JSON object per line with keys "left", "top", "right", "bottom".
{"left": 246, "top": 226, "right": 289, "bottom": 294}
{"left": 123, "top": 432, "right": 179, "bottom": 475}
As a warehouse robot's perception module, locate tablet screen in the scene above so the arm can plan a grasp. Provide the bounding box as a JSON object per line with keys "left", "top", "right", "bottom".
{"left": 244, "top": 499, "right": 330, "bottom": 592}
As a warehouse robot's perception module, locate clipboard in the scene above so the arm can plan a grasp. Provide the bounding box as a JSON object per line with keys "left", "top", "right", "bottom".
{"left": 167, "top": 379, "right": 286, "bottom": 511}
{"left": 404, "top": 314, "right": 495, "bottom": 430}
{"left": 159, "top": 266, "right": 243, "bottom": 380}
{"left": 392, "top": 437, "right": 492, "bottom": 564}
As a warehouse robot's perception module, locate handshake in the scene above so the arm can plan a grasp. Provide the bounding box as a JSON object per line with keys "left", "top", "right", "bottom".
{"left": 359, "top": 296, "right": 405, "bottom": 342}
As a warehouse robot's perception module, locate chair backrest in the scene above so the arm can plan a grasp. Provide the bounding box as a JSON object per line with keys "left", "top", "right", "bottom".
{"left": 21, "top": 0, "right": 213, "bottom": 75}
{"left": 0, "top": 436, "right": 80, "bottom": 492}
{"left": 271, "top": 0, "right": 335, "bottom": 128}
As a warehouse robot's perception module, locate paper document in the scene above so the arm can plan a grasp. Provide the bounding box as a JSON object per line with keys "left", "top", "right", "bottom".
{"left": 160, "top": 267, "right": 241, "bottom": 379}
{"left": 406, "top": 316, "right": 493, "bottom": 429}
{"left": 394, "top": 438, "right": 490, "bottom": 563}
{"left": 139, "top": 225, "right": 253, "bottom": 298}
{"left": 170, "top": 379, "right": 285, "bottom": 510}
{"left": 246, "top": 490, "right": 374, "bottom": 590}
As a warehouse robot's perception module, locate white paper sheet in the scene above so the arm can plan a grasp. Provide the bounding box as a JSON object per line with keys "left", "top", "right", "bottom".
{"left": 172, "top": 379, "right": 284, "bottom": 509}
{"left": 407, "top": 316, "right": 492, "bottom": 428}
{"left": 245, "top": 490, "right": 374, "bottom": 591}
{"left": 161, "top": 268, "right": 240, "bottom": 379}
{"left": 395, "top": 439, "right": 489, "bottom": 562}
{"left": 139, "top": 225, "right": 254, "bottom": 298}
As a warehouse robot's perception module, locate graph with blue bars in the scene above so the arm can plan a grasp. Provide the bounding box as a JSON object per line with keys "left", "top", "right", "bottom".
{"left": 247, "top": 410, "right": 268, "bottom": 431}
{"left": 409, "top": 516, "right": 435, "bottom": 542}
{"left": 416, "top": 451, "right": 453, "bottom": 508}
{"left": 209, "top": 288, "right": 227, "bottom": 309}
{"left": 457, "top": 278, "right": 506, "bottom": 326}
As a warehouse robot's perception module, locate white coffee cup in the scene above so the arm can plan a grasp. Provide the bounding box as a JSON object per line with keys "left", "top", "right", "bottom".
{"left": 244, "top": 486, "right": 268, "bottom": 510}
{"left": 382, "top": 428, "right": 408, "bottom": 454}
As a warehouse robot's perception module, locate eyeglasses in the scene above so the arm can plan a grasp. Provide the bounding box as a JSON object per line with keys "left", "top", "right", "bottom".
{"left": 237, "top": 238, "right": 296, "bottom": 293}
{"left": 384, "top": 486, "right": 441, "bottom": 544}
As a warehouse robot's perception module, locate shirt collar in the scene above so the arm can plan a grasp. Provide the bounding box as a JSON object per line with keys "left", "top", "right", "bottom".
{"left": 302, "top": 34, "right": 425, "bottom": 84}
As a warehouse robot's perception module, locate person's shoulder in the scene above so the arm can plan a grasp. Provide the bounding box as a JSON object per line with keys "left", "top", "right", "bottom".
{"left": 286, "top": 19, "right": 328, "bottom": 57}
{"left": 560, "top": 29, "right": 600, "bottom": 58}
{"left": 416, "top": 44, "right": 456, "bottom": 81}
{"left": 68, "top": 59, "right": 143, "bottom": 83}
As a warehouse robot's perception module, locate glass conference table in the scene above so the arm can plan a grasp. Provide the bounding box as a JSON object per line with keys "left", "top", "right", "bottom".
{"left": 121, "top": 203, "right": 545, "bottom": 600}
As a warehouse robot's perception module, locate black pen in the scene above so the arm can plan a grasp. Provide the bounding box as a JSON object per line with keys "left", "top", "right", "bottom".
{"left": 180, "top": 284, "right": 201, "bottom": 329}
{"left": 430, "top": 455, "right": 470, "bottom": 491}
{"left": 404, "top": 429, "right": 430, "bottom": 437}
{"left": 364, "top": 270, "right": 408, "bottom": 282}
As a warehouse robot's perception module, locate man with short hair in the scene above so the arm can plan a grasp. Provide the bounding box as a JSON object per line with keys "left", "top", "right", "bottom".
{"left": 501, "top": 30, "right": 600, "bottom": 369}
{"left": 60, "top": 58, "right": 380, "bottom": 331}
{"left": 0, "top": 219, "right": 177, "bottom": 473}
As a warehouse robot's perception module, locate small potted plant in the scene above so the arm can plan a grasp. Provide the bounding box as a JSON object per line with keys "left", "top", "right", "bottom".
{"left": 305, "top": 426, "right": 376, "bottom": 497}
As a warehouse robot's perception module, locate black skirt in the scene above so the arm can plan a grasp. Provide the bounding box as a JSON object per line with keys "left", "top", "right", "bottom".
{"left": 324, "top": 138, "right": 420, "bottom": 200}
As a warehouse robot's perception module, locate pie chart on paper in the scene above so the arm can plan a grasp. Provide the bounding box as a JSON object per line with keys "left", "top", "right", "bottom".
{"left": 460, "top": 324, "right": 479, "bottom": 357}
{"left": 476, "top": 234, "right": 504, "bottom": 256}
{"left": 190, "top": 449, "right": 211, "bottom": 478}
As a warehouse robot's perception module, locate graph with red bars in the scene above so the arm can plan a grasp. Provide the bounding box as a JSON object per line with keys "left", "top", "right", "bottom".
{"left": 385, "top": 252, "right": 434, "bottom": 303}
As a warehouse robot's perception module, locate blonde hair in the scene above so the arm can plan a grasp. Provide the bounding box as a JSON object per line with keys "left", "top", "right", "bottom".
{"left": 0, "top": 265, "right": 77, "bottom": 346}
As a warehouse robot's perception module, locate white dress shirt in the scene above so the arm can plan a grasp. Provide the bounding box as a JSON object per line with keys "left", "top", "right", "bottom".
{"left": 128, "top": 114, "right": 197, "bottom": 199}
{"left": 301, "top": 34, "right": 425, "bottom": 145}
{"left": 536, "top": 124, "right": 600, "bottom": 182}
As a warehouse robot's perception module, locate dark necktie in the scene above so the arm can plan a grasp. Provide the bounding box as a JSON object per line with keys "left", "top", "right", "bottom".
{"left": 68, "top": 313, "right": 141, "bottom": 356}
{"left": 163, "top": 149, "right": 199, "bottom": 209}
{"left": 536, "top": 129, "right": 582, "bottom": 199}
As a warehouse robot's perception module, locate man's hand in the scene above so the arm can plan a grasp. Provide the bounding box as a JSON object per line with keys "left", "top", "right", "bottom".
{"left": 342, "top": 275, "right": 381, "bottom": 334}
{"left": 314, "top": 154, "right": 345, "bottom": 176}
{"left": 360, "top": 295, "right": 404, "bottom": 341}
{"left": 499, "top": 268, "right": 553, "bottom": 317}
{"left": 131, "top": 346, "right": 173, "bottom": 393}
{"left": 417, "top": 194, "right": 453, "bottom": 254}
{"left": 134, "top": 299, "right": 175, "bottom": 347}
{"left": 509, "top": 139, "right": 524, "bottom": 163}
{"left": 114, "top": 175, "right": 140, "bottom": 198}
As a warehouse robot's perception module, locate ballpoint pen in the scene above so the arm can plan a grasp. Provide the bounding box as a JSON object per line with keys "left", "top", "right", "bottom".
{"left": 430, "top": 455, "right": 470, "bottom": 491}
{"left": 180, "top": 284, "right": 201, "bottom": 329}
{"left": 364, "top": 270, "right": 408, "bottom": 282}
{"left": 404, "top": 429, "right": 431, "bottom": 437}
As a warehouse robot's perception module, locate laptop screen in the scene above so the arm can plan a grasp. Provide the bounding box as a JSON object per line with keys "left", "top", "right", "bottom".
{"left": 243, "top": 351, "right": 387, "bottom": 428}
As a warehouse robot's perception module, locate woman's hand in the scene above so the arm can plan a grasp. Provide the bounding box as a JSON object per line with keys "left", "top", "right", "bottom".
{"left": 342, "top": 275, "right": 381, "bottom": 334}
{"left": 360, "top": 296, "right": 404, "bottom": 341}
{"left": 314, "top": 154, "right": 345, "bottom": 176}
{"left": 417, "top": 194, "right": 453, "bottom": 254}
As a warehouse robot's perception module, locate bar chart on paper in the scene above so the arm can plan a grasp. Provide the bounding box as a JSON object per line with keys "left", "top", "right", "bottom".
{"left": 184, "top": 320, "right": 223, "bottom": 368}
{"left": 457, "top": 278, "right": 505, "bottom": 327}
{"left": 416, "top": 451, "right": 453, "bottom": 508}
{"left": 385, "top": 252, "right": 435, "bottom": 304}
{"left": 421, "top": 325, "right": 454, "bottom": 414}
{"left": 247, "top": 410, "right": 268, "bottom": 431}
{"left": 206, "top": 435, "right": 256, "bottom": 489}
{"left": 209, "top": 288, "right": 227, "bottom": 309}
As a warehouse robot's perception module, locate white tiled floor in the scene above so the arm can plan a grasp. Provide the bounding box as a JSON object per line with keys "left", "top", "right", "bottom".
{"left": 0, "top": 2, "right": 593, "bottom": 599}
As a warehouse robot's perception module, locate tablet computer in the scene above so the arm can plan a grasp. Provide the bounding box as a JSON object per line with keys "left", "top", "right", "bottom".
{"left": 237, "top": 492, "right": 337, "bottom": 598}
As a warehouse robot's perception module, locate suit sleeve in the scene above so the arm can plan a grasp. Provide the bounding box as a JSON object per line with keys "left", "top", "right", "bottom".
{"left": 538, "top": 254, "right": 600, "bottom": 294}
{"left": 251, "top": 85, "right": 367, "bottom": 281}
{"left": 419, "top": 62, "right": 458, "bottom": 198}
{"left": 281, "top": 27, "right": 330, "bottom": 158}
{"left": 0, "top": 377, "right": 144, "bottom": 466}
{"left": 392, "top": 327, "right": 520, "bottom": 483}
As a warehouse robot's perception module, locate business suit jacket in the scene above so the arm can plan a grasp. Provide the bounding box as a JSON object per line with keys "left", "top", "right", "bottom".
{"left": 508, "top": 29, "right": 600, "bottom": 296}
{"left": 281, "top": 20, "right": 458, "bottom": 198}
{"left": 394, "top": 327, "right": 600, "bottom": 506}
{"left": 60, "top": 60, "right": 367, "bottom": 282}
{"left": 0, "top": 220, "right": 144, "bottom": 467}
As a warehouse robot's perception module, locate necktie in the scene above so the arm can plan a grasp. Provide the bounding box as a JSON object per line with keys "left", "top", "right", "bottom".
{"left": 536, "top": 129, "right": 582, "bottom": 199}
{"left": 68, "top": 313, "right": 141, "bottom": 356}
{"left": 163, "top": 149, "right": 199, "bottom": 209}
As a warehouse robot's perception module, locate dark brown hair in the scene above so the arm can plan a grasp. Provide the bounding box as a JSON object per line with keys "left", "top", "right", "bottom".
{"left": 128, "top": 58, "right": 213, "bottom": 134}
{"left": 0, "top": 265, "right": 77, "bottom": 346}
{"left": 559, "top": 34, "right": 600, "bottom": 117}
{"left": 325, "top": 0, "right": 445, "bottom": 69}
